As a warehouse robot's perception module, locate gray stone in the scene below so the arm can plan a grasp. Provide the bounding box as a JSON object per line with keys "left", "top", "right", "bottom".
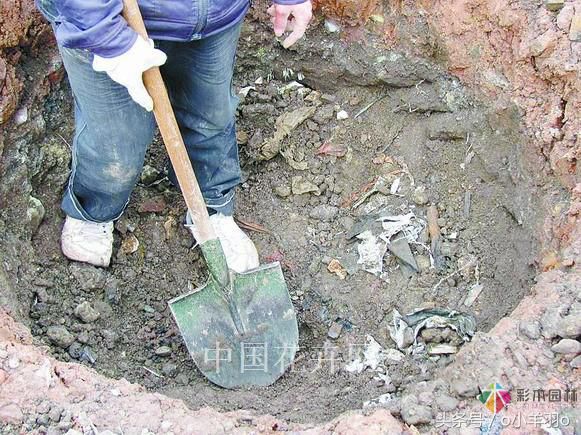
{"left": 80, "top": 347, "right": 97, "bottom": 364}
{"left": 68, "top": 342, "right": 83, "bottom": 359}
{"left": 309, "top": 204, "right": 338, "bottom": 221}
{"left": 74, "top": 301, "right": 100, "bottom": 323}
{"left": 400, "top": 395, "right": 432, "bottom": 425}
{"left": 274, "top": 184, "right": 291, "bottom": 198}
{"left": 155, "top": 346, "right": 172, "bottom": 357}
{"left": 46, "top": 326, "right": 75, "bottom": 349}
{"left": 412, "top": 186, "right": 429, "bottom": 205}
{"left": 450, "top": 377, "right": 479, "bottom": 397}
{"left": 519, "top": 320, "right": 541, "bottom": 340}
{"left": 162, "top": 363, "right": 178, "bottom": 377}
{"left": 48, "top": 405, "right": 63, "bottom": 422}
{"left": 104, "top": 278, "right": 121, "bottom": 305}
{"left": 551, "top": 339, "right": 581, "bottom": 354}
{"left": 327, "top": 321, "right": 343, "bottom": 339}
{"left": 69, "top": 264, "right": 106, "bottom": 291}
{"left": 557, "top": 315, "right": 581, "bottom": 339}
{"left": 27, "top": 196, "right": 45, "bottom": 234}
{"left": 541, "top": 308, "right": 560, "bottom": 339}
{"left": 436, "top": 394, "right": 459, "bottom": 412}
{"left": 570, "top": 355, "right": 581, "bottom": 368}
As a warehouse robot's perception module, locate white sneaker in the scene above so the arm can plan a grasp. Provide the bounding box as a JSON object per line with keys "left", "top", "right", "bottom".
{"left": 61, "top": 216, "right": 114, "bottom": 267}
{"left": 186, "top": 213, "right": 260, "bottom": 273}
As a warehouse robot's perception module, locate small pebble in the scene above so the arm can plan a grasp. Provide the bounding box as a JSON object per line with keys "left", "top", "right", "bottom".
{"left": 155, "top": 346, "right": 172, "bottom": 357}
{"left": 327, "top": 321, "right": 343, "bottom": 339}
{"left": 551, "top": 338, "right": 581, "bottom": 354}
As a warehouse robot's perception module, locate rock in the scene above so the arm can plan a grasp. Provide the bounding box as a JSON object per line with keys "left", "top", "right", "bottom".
{"left": 309, "top": 204, "right": 338, "bottom": 221}
{"left": 27, "top": 195, "right": 45, "bottom": 233}
{"left": 545, "top": 0, "right": 564, "bottom": 11}
{"left": 120, "top": 233, "right": 139, "bottom": 255}
{"left": 551, "top": 339, "right": 581, "bottom": 354}
{"left": 48, "top": 405, "right": 63, "bottom": 422}
{"left": 541, "top": 307, "right": 561, "bottom": 339}
{"left": 69, "top": 264, "right": 106, "bottom": 291}
{"left": 68, "top": 342, "right": 83, "bottom": 359}
{"left": 420, "top": 328, "right": 445, "bottom": 343}
{"left": 291, "top": 176, "right": 320, "bottom": 195}
{"left": 569, "top": 14, "right": 581, "bottom": 41}
{"left": 138, "top": 196, "right": 167, "bottom": 213}
{"left": 140, "top": 165, "right": 160, "bottom": 185}
{"left": 155, "top": 346, "right": 172, "bottom": 357}
{"left": 104, "top": 278, "right": 121, "bottom": 305}
{"left": 400, "top": 395, "right": 432, "bottom": 425}
{"left": 557, "top": 315, "right": 581, "bottom": 338}
{"left": 435, "top": 394, "right": 459, "bottom": 412}
{"left": 457, "top": 254, "right": 478, "bottom": 279}
{"left": 162, "top": 362, "right": 178, "bottom": 377}
{"left": 46, "top": 326, "right": 75, "bottom": 348}
{"left": 77, "top": 331, "right": 90, "bottom": 344}
{"left": 412, "top": 186, "right": 429, "bottom": 205}
{"left": 336, "top": 110, "right": 349, "bottom": 120}
{"left": 74, "top": 301, "right": 100, "bottom": 323}
{"left": 450, "top": 377, "right": 479, "bottom": 397}
{"left": 571, "top": 355, "right": 581, "bottom": 368}
{"left": 557, "top": 5, "right": 575, "bottom": 31}
{"left": 0, "top": 403, "right": 24, "bottom": 424}
{"left": 274, "top": 184, "right": 291, "bottom": 198}
{"left": 519, "top": 320, "right": 541, "bottom": 340}
{"left": 328, "top": 321, "right": 343, "bottom": 339}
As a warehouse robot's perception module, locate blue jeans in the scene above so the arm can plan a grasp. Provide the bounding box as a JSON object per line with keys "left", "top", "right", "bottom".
{"left": 59, "top": 23, "right": 242, "bottom": 223}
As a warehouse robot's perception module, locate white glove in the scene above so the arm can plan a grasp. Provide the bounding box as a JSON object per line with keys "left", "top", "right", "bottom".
{"left": 92, "top": 36, "right": 167, "bottom": 111}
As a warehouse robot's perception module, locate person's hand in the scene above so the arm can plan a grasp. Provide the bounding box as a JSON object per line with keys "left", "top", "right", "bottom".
{"left": 267, "top": 1, "right": 313, "bottom": 49}
{"left": 92, "top": 36, "right": 167, "bottom": 111}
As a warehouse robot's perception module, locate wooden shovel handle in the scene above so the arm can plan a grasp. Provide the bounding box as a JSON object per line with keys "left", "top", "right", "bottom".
{"left": 122, "top": 0, "right": 215, "bottom": 243}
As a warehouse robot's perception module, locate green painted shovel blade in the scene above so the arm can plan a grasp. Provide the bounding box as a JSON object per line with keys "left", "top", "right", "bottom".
{"left": 169, "top": 240, "right": 299, "bottom": 389}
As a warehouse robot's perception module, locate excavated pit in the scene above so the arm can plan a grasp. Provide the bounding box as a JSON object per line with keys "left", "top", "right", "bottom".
{"left": 2, "top": 7, "right": 572, "bottom": 429}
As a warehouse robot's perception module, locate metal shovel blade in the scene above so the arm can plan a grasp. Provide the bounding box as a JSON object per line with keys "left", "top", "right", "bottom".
{"left": 168, "top": 241, "right": 299, "bottom": 389}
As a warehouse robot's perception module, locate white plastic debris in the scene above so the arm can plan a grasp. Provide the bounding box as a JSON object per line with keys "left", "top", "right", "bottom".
{"left": 254, "top": 76, "right": 264, "bottom": 85}
{"left": 390, "top": 177, "right": 401, "bottom": 195}
{"left": 278, "top": 81, "right": 304, "bottom": 95}
{"left": 238, "top": 86, "right": 255, "bottom": 97}
{"left": 356, "top": 230, "right": 387, "bottom": 277}
{"left": 324, "top": 19, "right": 341, "bottom": 33}
{"left": 336, "top": 110, "right": 349, "bottom": 120}
{"left": 344, "top": 335, "right": 387, "bottom": 373}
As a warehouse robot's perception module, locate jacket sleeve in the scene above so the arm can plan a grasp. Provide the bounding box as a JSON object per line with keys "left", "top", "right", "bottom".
{"left": 272, "top": 0, "right": 309, "bottom": 5}
{"left": 53, "top": 0, "right": 137, "bottom": 58}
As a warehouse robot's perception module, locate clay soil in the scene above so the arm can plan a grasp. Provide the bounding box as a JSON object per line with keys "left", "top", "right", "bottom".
{"left": 1, "top": 14, "right": 564, "bottom": 430}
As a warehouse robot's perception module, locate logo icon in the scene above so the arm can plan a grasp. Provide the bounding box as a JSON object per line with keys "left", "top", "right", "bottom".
{"left": 478, "top": 383, "right": 511, "bottom": 414}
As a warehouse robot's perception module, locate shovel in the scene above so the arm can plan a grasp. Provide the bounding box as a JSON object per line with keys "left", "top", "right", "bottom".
{"left": 122, "top": 0, "right": 299, "bottom": 389}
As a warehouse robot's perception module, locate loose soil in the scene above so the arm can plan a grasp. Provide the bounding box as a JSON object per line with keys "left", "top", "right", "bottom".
{"left": 1, "top": 19, "right": 547, "bottom": 425}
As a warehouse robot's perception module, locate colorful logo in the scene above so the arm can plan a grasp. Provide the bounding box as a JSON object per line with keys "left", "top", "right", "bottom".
{"left": 478, "top": 383, "right": 511, "bottom": 414}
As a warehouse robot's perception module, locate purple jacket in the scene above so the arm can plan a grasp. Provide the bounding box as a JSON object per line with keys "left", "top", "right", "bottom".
{"left": 36, "top": 0, "right": 307, "bottom": 58}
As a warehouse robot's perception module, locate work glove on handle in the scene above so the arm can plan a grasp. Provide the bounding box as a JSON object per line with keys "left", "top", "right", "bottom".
{"left": 92, "top": 36, "right": 167, "bottom": 111}
{"left": 268, "top": 1, "right": 313, "bottom": 49}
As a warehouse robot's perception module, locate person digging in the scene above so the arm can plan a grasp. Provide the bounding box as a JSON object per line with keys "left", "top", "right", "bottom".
{"left": 35, "top": 0, "right": 313, "bottom": 271}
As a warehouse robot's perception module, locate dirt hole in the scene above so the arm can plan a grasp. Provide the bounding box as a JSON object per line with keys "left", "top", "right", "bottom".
{"left": 1, "top": 21, "right": 543, "bottom": 424}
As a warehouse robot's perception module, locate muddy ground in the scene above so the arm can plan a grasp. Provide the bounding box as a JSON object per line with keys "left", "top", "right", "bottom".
{"left": 0, "top": 17, "right": 556, "bottom": 427}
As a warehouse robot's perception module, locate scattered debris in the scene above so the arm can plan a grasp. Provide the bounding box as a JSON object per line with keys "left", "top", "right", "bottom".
{"left": 389, "top": 308, "right": 476, "bottom": 351}
{"left": 463, "top": 283, "right": 484, "bottom": 307}
{"left": 316, "top": 142, "right": 348, "bottom": 157}
{"left": 327, "top": 259, "right": 348, "bottom": 280}
{"left": 427, "top": 205, "right": 443, "bottom": 269}
{"left": 388, "top": 235, "right": 419, "bottom": 277}
{"left": 345, "top": 335, "right": 386, "bottom": 373}
{"left": 356, "top": 230, "right": 388, "bottom": 278}
{"left": 259, "top": 106, "right": 318, "bottom": 161}
{"left": 427, "top": 343, "right": 458, "bottom": 355}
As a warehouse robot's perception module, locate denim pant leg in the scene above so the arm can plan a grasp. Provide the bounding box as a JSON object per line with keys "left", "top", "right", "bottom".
{"left": 59, "top": 46, "right": 155, "bottom": 223}
{"left": 158, "top": 22, "right": 243, "bottom": 216}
